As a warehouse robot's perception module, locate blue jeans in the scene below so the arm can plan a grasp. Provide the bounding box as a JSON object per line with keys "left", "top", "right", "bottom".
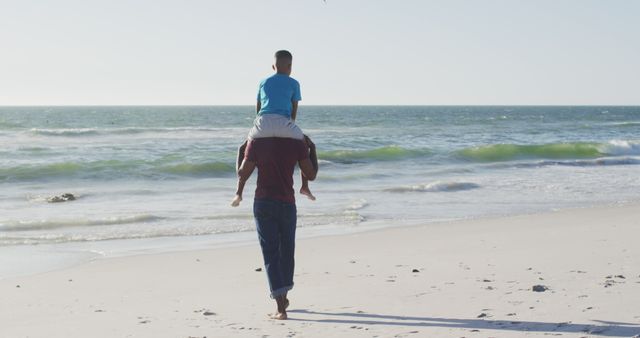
{"left": 253, "top": 198, "right": 297, "bottom": 298}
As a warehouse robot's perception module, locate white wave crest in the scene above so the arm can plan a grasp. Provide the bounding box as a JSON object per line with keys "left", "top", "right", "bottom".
{"left": 385, "top": 181, "right": 480, "bottom": 193}
{"left": 599, "top": 140, "right": 640, "bottom": 156}
{"left": 345, "top": 199, "right": 369, "bottom": 211}
{"left": 0, "top": 214, "right": 164, "bottom": 232}
{"left": 30, "top": 128, "right": 100, "bottom": 136}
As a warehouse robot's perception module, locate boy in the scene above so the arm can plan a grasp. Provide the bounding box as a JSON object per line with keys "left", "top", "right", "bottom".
{"left": 231, "top": 50, "right": 317, "bottom": 207}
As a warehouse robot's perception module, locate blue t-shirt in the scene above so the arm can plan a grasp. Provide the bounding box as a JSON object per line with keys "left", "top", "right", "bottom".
{"left": 257, "top": 73, "right": 301, "bottom": 118}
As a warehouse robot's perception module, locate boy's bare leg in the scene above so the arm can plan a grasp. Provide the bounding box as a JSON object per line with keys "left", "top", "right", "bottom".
{"left": 231, "top": 140, "right": 248, "bottom": 207}
{"left": 300, "top": 135, "right": 317, "bottom": 201}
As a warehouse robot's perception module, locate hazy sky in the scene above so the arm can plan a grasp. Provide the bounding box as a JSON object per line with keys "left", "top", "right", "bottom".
{"left": 1, "top": 0, "right": 638, "bottom": 105}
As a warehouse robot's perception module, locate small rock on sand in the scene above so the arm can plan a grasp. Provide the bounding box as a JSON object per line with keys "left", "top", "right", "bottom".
{"left": 477, "top": 313, "right": 488, "bottom": 318}
{"left": 532, "top": 285, "right": 548, "bottom": 292}
{"left": 412, "top": 269, "right": 420, "bottom": 273}
{"left": 203, "top": 311, "right": 216, "bottom": 316}
{"left": 255, "top": 267, "right": 262, "bottom": 272}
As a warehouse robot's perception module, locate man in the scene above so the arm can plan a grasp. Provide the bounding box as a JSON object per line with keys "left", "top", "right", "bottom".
{"left": 237, "top": 135, "right": 318, "bottom": 320}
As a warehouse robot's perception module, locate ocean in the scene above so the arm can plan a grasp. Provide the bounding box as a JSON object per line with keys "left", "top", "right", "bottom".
{"left": 1, "top": 106, "right": 639, "bottom": 277}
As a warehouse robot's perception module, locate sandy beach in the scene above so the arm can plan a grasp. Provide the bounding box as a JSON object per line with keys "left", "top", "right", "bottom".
{"left": 1, "top": 203, "right": 639, "bottom": 337}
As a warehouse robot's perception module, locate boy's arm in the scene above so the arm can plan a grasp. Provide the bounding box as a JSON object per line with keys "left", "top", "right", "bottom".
{"left": 291, "top": 101, "right": 298, "bottom": 121}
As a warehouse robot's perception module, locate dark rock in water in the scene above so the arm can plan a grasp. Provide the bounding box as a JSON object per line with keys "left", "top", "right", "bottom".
{"left": 47, "top": 193, "right": 76, "bottom": 203}
{"left": 412, "top": 269, "right": 420, "bottom": 273}
{"left": 255, "top": 267, "right": 262, "bottom": 272}
{"left": 532, "top": 285, "right": 548, "bottom": 292}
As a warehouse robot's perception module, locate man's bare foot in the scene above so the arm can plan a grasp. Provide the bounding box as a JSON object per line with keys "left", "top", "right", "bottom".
{"left": 230, "top": 194, "right": 242, "bottom": 207}
{"left": 268, "top": 312, "right": 287, "bottom": 320}
{"left": 300, "top": 187, "right": 316, "bottom": 201}
{"left": 270, "top": 294, "right": 289, "bottom": 320}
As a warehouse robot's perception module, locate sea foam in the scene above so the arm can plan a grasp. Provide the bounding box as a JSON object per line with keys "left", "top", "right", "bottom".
{"left": 385, "top": 181, "right": 480, "bottom": 193}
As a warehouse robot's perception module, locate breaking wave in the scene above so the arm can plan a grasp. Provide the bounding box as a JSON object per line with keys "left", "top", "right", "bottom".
{"left": 385, "top": 181, "right": 480, "bottom": 193}
{"left": 457, "top": 140, "right": 640, "bottom": 162}
{"left": 0, "top": 214, "right": 164, "bottom": 232}
{"left": 0, "top": 160, "right": 235, "bottom": 182}
{"left": 318, "top": 146, "right": 432, "bottom": 163}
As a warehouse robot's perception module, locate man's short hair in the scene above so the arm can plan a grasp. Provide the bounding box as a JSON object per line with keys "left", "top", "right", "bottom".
{"left": 275, "top": 50, "right": 293, "bottom": 62}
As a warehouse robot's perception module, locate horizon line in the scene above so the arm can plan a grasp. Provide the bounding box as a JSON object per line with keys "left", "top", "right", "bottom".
{"left": 1, "top": 104, "right": 639, "bottom": 107}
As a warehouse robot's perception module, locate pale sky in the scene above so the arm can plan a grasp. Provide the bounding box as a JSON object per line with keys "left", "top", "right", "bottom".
{"left": 0, "top": 0, "right": 638, "bottom": 105}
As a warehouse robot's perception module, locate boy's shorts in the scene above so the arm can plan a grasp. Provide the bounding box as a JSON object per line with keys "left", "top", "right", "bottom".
{"left": 248, "top": 114, "right": 304, "bottom": 140}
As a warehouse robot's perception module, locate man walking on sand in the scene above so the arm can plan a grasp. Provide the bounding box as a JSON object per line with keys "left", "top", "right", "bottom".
{"left": 237, "top": 135, "right": 318, "bottom": 320}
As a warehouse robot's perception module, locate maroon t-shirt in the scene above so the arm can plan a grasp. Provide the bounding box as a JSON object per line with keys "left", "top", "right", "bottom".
{"left": 245, "top": 137, "right": 309, "bottom": 204}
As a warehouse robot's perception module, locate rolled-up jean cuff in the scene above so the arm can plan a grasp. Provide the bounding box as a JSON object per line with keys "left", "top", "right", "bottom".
{"left": 270, "top": 284, "right": 293, "bottom": 299}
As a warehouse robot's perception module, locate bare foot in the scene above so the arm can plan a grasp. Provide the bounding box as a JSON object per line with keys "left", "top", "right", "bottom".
{"left": 230, "top": 194, "right": 242, "bottom": 207}
{"left": 300, "top": 187, "right": 316, "bottom": 201}
{"left": 268, "top": 312, "right": 287, "bottom": 320}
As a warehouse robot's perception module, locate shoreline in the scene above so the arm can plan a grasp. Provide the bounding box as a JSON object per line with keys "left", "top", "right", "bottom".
{"left": 2, "top": 202, "right": 640, "bottom": 337}
{"left": 2, "top": 198, "right": 638, "bottom": 281}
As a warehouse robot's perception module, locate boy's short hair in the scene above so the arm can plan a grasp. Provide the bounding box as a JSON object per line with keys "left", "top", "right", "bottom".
{"left": 275, "top": 50, "right": 293, "bottom": 63}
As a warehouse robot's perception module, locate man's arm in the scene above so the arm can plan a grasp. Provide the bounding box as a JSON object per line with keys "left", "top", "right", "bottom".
{"left": 291, "top": 101, "right": 298, "bottom": 121}
{"left": 256, "top": 100, "right": 261, "bottom": 114}
{"left": 238, "top": 159, "right": 256, "bottom": 183}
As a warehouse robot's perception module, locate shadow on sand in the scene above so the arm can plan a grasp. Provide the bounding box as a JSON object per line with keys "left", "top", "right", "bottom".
{"left": 288, "top": 310, "right": 640, "bottom": 337}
